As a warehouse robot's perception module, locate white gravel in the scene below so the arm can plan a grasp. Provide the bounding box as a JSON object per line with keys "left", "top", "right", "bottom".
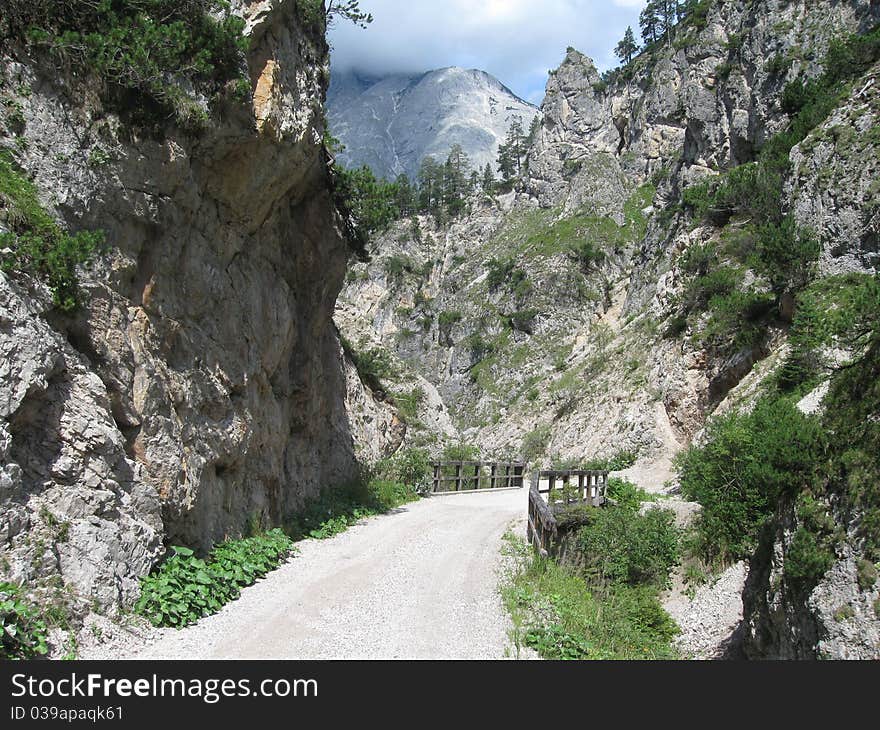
{"left": 80, "top": 488, "right": 529, "bottom": 660}
{"left": 663, "top": 561, "right": 748, "bottom": 659}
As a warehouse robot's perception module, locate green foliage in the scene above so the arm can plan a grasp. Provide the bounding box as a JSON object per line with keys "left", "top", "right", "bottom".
{"left": 821, "top": 281, "right": 880, "bottom": 560}
{"left": 135, "top": 530, "right": 294, "bottom": 628}
{"left": 285, "top": 479, "right": 418, "bottom": 542}
{"left": 441, "top": 443, "right": 478, "bottom": 462}
{"left": 0, "top": 151, "right": 103, "bottom": 311}
{"left": 437, "top": 310, "right": 463, "bottom": 327}
{"left": 0, "top": 583, "right": 49, "bottom": 659}
{"left": 576, "top": 507, "right": 680, "bottom": 589}
{"left": 485, "top": 257, "right": 518, "bottom": 291}
{"left": 521, "top": 425, "right": 552, "bottom": 463}
{"left": 391, "top": 386, "right": 425, "bottom": 422}
{"left": 606, "top": 477, "right": 657, "bottom": 511}
{"left": 3, "top": 1, "right": 250, "bottom": 131}
{"left": 784, "top": 527, "right": 835, "bottom": 590}
{"left": 856, "top": 559, "right": 878, "bottom": 591}
{"left": 502, "top": 535, "right": 679, "bottom": 660}
{"left": 677, "top": 396, "right": 825, "bottom": 564}
{"left": 376, "top": 447, "right": 432, "bottom": 493}
{"left": 340, "top": 337, "right": 398, "bottom": 392}
{"left": 508, "top": 308, "right": 539, "bottom": 334}
{"left": 777, "top": 274, "right": 879, "bottom": 393}
{"left": 334, "top": 165, "right": 405, "bottom": 248}
{"left": 382, "top": 254, "right": 418, "bottom": 280}
{"left": 582, "top": 450, "right": 638, "bottom": 472}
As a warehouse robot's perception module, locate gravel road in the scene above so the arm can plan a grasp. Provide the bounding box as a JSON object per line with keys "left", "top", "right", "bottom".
{"left": 106, "top": 488, "right": 528, "bottom": 660}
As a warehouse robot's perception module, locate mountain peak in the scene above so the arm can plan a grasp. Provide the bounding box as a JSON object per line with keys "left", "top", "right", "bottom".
{"left": 327, "top": 66, "right": 539, "bottom": 180}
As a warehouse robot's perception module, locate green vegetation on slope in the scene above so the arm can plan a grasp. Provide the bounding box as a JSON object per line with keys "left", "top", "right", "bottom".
{"left": 677, "top": 273, "right": 880, "bottom": 592}
{"left": 503, "top": 499, "right": 680, "bottom": 660}
{"left": 0, "top": 582, "right": 49, "bottom": 659}
{"left": 673, "top": 25, "right": 880, "bottom": 357}
{"left": 1, "top": 1, "right": 251, "bottom": 131}
{"left": 137, "top": 465, "right": 426, "bottom": 630}
{"left": 135, "top": 530, "right": 294, "bottom": 628}
{"left": 0, "top": 150, "right": 103, "bottom": 311}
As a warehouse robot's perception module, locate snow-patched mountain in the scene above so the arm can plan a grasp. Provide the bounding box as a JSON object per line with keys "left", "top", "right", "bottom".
{"left": 327, "top": 67, "right": 539, "bottom": 181}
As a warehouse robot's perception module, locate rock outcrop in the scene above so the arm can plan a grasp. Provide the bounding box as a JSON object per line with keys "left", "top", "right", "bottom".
{"left": 327, "top": 67, "right": 539, "bottom": 180}
{"left": 0, "top": 1, "right": 382, "bottom": 615}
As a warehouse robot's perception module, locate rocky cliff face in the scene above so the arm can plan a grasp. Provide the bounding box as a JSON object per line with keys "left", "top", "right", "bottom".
{"left": 327, "top": 67, "right": 539, "bottom": 180}
{"left": 0, "top": 0, "right": 380, "bottom": 615}
{"left": 336, "top": 0, "right": 880, "bottom": 657}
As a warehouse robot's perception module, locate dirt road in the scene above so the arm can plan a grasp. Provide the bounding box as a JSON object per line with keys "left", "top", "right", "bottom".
{"left": 124, "top": 488, "right": 528, "bottom": 660}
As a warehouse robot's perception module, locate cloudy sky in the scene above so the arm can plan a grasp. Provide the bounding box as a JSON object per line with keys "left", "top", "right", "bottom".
{"left": 328, "top": 0, "right": 647, "bottom": 105}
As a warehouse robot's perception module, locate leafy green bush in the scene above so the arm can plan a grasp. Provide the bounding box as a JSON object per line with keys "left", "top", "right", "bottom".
{"left": 377, "top": 447, "right": 432, "bottom": 492}
{"left": 677, "top": 396, "right": 825, "bottom": 564}
{"left": 340, "top": 337, "right": 398, "bottom": 392}
{"left": 485, "top": 257, "right": 516, "bottom": 291}
{"left": 0, "top": 151, "right": 103, "bottom": 311}
{"left": 576, "top": 507, "right": 680, "bottom": 589}
{"left": 285, "top": 479, "right": 419, "bottom": 542}
{"left": 0, "top": 583, "right": 49, "bottom": 659}
{"left": 135, "top": 529, "right": 294, "bottom": 628}
{"left": 3, "top": 1, "right": 250, "bottom": 131}
{"left": 606, "top": 477, "right": 657, "bottom": 511}
{"left": 521, "top": 425, "right": 552, "bottom": 463}
{"left": 391, "top": 386, "right": 425, "bottom": 422}
{"left": 581, "top": 449, "right": 638, "bottom": 472}
{"left": 502, "top": 538, "right": 679, "bottom": 660}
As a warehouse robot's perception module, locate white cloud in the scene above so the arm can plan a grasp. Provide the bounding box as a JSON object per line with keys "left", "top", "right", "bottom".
{"left": 329, "top": 0, "right": 646, "bottom": 103}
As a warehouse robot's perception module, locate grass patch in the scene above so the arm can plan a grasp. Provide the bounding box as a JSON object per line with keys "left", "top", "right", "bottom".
{"left": 502, "top": 530, "right": 679, "bottom": 660}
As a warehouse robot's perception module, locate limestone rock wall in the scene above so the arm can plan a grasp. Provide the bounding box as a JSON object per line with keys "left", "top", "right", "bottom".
{"left": 0, "top": 0, "right": 370, "bottom": 614}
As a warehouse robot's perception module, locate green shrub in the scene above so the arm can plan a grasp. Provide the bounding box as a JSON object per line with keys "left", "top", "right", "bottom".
{"left": 521, "top": 425, "right": 552, "bottom": 463}
{"left": 677, "top": 396, "right": 825, "bottom": 564}
{"left": 437, "top": 310, "right": 463, "bottom": 327}
{"left": 383, "top": 254, "right": 417, "bottom": 279}
{"left": 3, "top": 1, "right": 250, "bottom": 131}
{"left": 582, "top": 450, "right": 638, "bottom": 472}
{"left": 569, "top": 239, "right": 606, "bottom": 272}
{"left": 0, "top": 583, "right": 49, "bottom": 659}
{"left": 135, "top": 529, "right": 294, "bottom": 628}
{"left": 391, "top": 386, "right": 425, "bottom": 422}
{"left": 378, "top": 448, "right": 431, "bottom": 492}
{"left": 576, "top": 506, "right": 680, "bottom": 589}
{"left": 857, "top": 559, "right": 878, "bottom": 591}
{"left": 503, "top": 538, "right": 679, "bottom": 660}
{"left": 0, "top": 151, "right": 103, "bottom": 311}
{"left": 285, "top": 478, "right": 418, "bottom": 542}
{"left": 784, "top": 527, "right": 835, "bottom": 590}
{"left": 485, "top": 257, "right": 516, "bottom": 291}
{"left": 606, "top": 477, "right": 657, "bottom": 511}
{"left": 508, "top": 308, "right": 539, "bottom": 334}
{"left": 340, "top": 337, "right": 398, "bottom": 391}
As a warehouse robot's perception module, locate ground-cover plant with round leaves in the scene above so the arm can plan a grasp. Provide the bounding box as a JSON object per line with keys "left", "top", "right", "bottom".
{"left": 0, "top": 582, "right": 49, "bottom": 659}
{"left": 135, "top": 529, "right": 294, "bottom": 628}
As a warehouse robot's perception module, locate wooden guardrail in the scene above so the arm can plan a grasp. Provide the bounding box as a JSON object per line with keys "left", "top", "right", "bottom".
{"left": 527, "top": 469, "right": 609, "bottom": 555}
{"left": 431, "top": 461, "right": 525, "bottom": 494}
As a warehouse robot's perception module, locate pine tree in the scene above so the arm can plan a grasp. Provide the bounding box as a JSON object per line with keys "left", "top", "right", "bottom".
{"left": 482, "top": 163, "right": 496, "bottom": 193}
{"left": 325, "top": 1, "right": 373, "bottom": 29}
{"left": 417, "top": 157, "right": 442, "bottom": 215}
{"left": 639, "top": 0, "right": 661, "bottom": 46}
{"left": 615, "top": 26, "right": 638, "bottom": 65}
{"left": 498, "top": 117, "right": 526, "bottom": 185}
{"left": 393, "top": 173, "right": 415, "bottom": 216}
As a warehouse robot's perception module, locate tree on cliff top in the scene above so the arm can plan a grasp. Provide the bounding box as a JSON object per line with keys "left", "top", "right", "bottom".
{"left": 325, "top": 1, "right": 373, "bottom": 28}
